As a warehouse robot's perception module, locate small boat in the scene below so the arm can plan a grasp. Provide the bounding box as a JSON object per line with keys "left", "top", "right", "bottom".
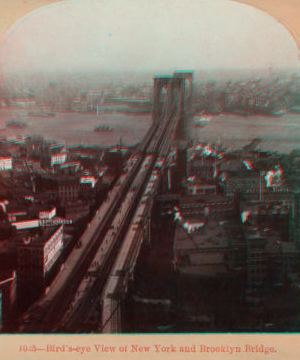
{"left": 94, "top": 124, "right": 114, "bottom": 132}
{"left": 271, "top": 109, "right": 288, "bottom": 116}
{"left": 27, "top": 110, "right": 56, "bottom": 117}
{"left": 233, "top": 109, "right": 251, "bottom": 115}
{"left": 194, "top": 116, "right": 211, "bottom": 126}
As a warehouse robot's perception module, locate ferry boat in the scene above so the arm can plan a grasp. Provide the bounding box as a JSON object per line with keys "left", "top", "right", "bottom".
{"left": 6, "top": 119, "right": 28, "bottom": 128}
{"left": 94, "top": 124, "right": 114, "bottom": 132}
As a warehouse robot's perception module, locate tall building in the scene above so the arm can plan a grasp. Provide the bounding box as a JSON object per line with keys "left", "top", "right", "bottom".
{"left": 17, "top": 225, "right": 64, "bottom": 309}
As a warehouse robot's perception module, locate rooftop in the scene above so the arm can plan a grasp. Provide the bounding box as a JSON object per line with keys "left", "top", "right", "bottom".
{"left": 180, "top": 194, "right": 233, "bottom": 205}
{"left": 20, "top": 225, "right": 62, "bottom": 247}
{"left": 174, "top": 218, "right": 228, "bottom": 251}
{"left": 183, "top": 178, "right": 216, "bottom": 187}
{"left": 243, "top": 227, "right": 283, "bottom": 254}
{"left": 49, "top": 146, "right": 68, "bottom": 155}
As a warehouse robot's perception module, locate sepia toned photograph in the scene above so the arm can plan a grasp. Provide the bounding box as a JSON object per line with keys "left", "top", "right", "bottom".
{"left": 0, "top": 1, "right": 300, "bottom": 350}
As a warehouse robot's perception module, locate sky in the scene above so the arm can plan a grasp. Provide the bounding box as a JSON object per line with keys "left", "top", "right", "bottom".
{"left": 0, "top": 0, "right": 299, "bottom": 75}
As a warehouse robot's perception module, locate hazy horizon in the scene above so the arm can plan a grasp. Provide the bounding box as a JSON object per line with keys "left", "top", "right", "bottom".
{"left": 0, "top": 0, "right": 299, "bottom": 80}
{"left": 2, "top": 67, "right": 299, "bottom": 86}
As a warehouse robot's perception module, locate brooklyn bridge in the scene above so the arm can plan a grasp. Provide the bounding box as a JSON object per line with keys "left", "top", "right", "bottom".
{"left": 19, "top": 70, "right": 194, "bottom": 333}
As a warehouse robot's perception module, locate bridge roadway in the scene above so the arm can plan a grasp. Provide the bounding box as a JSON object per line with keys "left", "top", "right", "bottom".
{"left": 18, "top": 101, "right": 174, "bottom": 333}
{"left": 53, "top": 102, "right": 178, "bottom": 332}
{"left": 56, "top": 154, "right": 156, "bottom": 332}
{"left": 59, "top": 104, "right": 181, "bottom": 333}
{"left": 99, "top": 102, "right": 182, "bottom": 333}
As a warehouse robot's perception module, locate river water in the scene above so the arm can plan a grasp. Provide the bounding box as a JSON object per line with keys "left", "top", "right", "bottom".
{"left": 193, "top": 112, "right": 300, "bottom": 153}
{"left": 0, "top": 107, "right": 299, "bottom": 152}
{"left": 0, "top": 107, "right": 152, "bottom": 147}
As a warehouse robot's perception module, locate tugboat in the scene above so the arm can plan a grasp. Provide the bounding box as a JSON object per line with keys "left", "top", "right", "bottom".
{"left": 94, "top": 124, "right": 114, "bottom": 132}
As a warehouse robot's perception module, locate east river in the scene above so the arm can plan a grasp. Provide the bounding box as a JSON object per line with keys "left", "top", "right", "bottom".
{"left": 0, "top": 108, "right": 152, "bottom": 147}
{"left": 194, "top": 112, "right": 300, "bottom": 153}
{"left": 0, "top": 107, "right": 299, "bottom": 152}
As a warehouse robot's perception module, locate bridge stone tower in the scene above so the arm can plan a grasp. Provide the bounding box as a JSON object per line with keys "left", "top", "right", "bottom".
{"left": 173, "top": 71, "right": 194, "bottom": 142}
{"left": 152, "top": 75, "right": 172, "bottom": 122}
{"left": 152, "top": 71, "right": 194, "bottom": 142}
